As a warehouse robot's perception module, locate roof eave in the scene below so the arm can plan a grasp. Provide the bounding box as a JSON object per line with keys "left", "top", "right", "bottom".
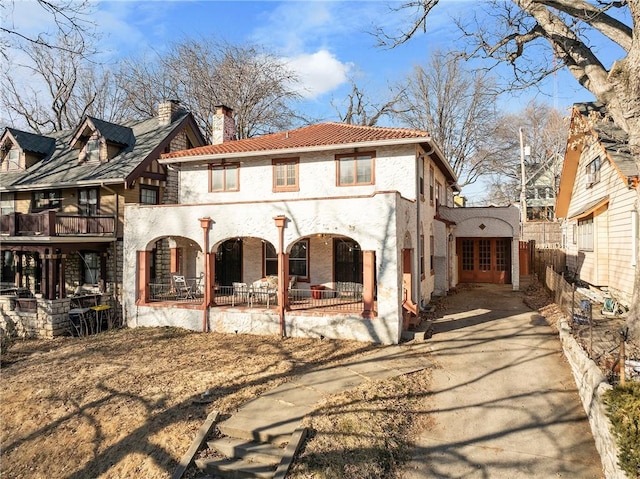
{"left": 1, "top": 178, "right": 125, "bottom": 192}
{"left": 159, "top": 137, "right": 433, "bottom": 164}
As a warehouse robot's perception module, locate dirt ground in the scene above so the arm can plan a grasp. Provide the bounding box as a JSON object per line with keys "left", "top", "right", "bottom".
{"left": 1, "top": 282, "right": 632, "bottom": 479}
{"left": 0, "top": 329, "right": 374, "bottom": 479}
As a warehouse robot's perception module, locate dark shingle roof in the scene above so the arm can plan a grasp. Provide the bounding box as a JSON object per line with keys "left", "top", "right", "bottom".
{"left": 1, "top": 110, "right": 193, "bottom": 191}
{"left": 575, "top": 102, "right": 638, "bottom": 177}
{"left": 88, "top": 117, "right": 134, "bottom": 146}
{"left": 6, "top": 128, "right": 55, "bottom": 155}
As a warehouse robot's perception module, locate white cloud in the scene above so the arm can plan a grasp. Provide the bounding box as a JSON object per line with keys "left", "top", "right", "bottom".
{"left": 284, "top": 49, "right": 352, "bottom": 99}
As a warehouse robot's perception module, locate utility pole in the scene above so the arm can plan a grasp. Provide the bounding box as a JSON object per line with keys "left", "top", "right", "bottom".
{"left": 519, "top": 127, "right": 527, "bottom": 232}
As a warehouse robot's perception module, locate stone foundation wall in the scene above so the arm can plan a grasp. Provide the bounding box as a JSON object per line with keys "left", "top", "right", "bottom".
{"left": 557, "top": 316, "right": 628, "bottom": 479}
{"left": 0, "top": 296, "right": 71, "bottom": 338}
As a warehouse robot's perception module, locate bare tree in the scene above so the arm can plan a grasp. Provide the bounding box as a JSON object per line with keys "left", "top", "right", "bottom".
{"left": 332, "top": 80, "right": 408, "bottom": 126}
{"left": 376, "top": 0, "right": 640, "bottom": 332}
{"left": 487, "top": 101, "right": 568, "bottom": 204}
{"left": 1, "top": 0, "right": 96, "bottom": 58}
{"left": 117, "top": 38, "right": 302, "bottom": 140}
{"left": 397, "top": 51, "right": 511, "bottom": 187}
{"left": 1, "top": 33, "right": 98, "bottom": 133}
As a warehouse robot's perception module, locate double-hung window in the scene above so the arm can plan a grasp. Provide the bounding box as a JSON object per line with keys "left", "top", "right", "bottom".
{"left": 85, "top": 139, "right": 100, "bottom": 163}
{"left": 210, "top": 163, "right": 239, "bottom": 192}
{"left": 78, "top": 187, "right": 99, "bottom": 216}
{"left": 273, "top": 158, "right": 299, "bottom": 192}
{"left": 336, "top": 152, "right": 374, "bottom": 186}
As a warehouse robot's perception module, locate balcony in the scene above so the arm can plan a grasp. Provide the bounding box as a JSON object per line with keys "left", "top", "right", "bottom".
{"left": 0, "top": 211, "right": 116, "bottom": 237}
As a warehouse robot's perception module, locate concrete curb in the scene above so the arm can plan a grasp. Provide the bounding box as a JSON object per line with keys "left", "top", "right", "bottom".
{"left": 557, "top": 317, "right": 628, "bottom": 479}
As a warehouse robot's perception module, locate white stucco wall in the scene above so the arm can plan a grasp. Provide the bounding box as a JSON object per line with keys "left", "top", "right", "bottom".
{"left": 123, "top": 193, "right": 408, "bottom": 343}
{"left": 439, "top": 205, "right": 521, "bottom": 290}
{"left": 122, "top": 142, "right": 458, "bottom": 343}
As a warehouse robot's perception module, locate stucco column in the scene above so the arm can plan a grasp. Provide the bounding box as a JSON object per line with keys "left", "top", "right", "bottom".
{"left": 136, "top": 250, "right": 151, "bottom": 304}
{"left": 362, "top": 250, "right": 376, "bottom": 319}
{"left": 274, "top": 215, "right": 287, "bottom": 337}
{"left": 199, "top": 217, "right": 212, "bottom": 332}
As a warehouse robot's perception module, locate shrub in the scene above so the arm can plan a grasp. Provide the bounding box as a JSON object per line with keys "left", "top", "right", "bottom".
{"left": 604, "top": 381, "right": 640, "bottom": 478}
{"left": 0, "top": 326, "right": 12, "bottom": 355}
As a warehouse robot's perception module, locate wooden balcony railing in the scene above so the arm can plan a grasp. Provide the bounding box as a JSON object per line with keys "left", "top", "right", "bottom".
{"left": 0, "top": 211, "right": 116, "bottom": 237}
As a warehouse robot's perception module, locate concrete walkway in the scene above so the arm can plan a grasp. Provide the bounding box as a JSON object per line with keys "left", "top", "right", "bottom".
{"left": 402, "top": 284, "right": 604, "bottom": 479}
{"left": 218, "top": 342, "right": 434, "bottom": 445}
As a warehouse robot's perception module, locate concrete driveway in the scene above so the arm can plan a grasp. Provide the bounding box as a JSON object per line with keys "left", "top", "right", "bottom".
{"left": 402, "top": 283, "right": 604, "bottom": 479}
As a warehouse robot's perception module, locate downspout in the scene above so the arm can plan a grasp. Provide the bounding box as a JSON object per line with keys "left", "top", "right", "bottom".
{"left": 101, "top": 183, "right": 119, "bottom": 301}
{"left": 199, "top": 217, "right": 212, "bottom": 332}
{"left": 274, "top": 215, "right": 287, "bottom": 337}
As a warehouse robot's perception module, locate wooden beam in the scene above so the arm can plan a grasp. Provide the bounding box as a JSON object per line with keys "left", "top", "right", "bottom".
{"left": 171, "top": 410, "right": 220, "bottom": 479}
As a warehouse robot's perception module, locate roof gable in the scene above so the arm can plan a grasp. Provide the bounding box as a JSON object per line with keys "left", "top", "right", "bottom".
{"left": 1, "top": 110, "right": 204, "bottom": 191}
{"left": 2, "top": 128, "right": 55, "bottom": 156}
{"left": 69, "top": 116, "right": 134, "bottom": 149}
{"left": 556, "top": 102, "right": 638, "bottom": 218}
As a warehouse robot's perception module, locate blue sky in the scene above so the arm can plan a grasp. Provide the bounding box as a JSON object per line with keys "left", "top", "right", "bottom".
{"left": 4, "top": 1, "right": 625, "bottom": 198}
{"left": 6, "top": 0, "right": 596, "bottom": 121}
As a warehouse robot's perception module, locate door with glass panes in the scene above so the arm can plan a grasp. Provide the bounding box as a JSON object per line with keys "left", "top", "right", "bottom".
{"left": 457, "top": 238, "right": 511, "bottom": 284}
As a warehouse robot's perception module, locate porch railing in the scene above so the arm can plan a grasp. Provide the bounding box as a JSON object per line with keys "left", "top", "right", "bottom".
{"left": 145, "top": 283, "right": 365, "bottom": 313}
{"left": 0, "top": 211, "right": 116, "bottom": 236}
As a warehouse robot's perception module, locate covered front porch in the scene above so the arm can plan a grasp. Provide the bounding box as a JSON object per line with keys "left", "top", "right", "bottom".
{"left": 125, "top": 195, "right": 405, "bottom": 343}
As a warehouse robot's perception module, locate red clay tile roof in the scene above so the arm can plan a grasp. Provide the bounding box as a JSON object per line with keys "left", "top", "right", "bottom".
{"left": 162, "top": 122, "right": 431, "bottom": 159}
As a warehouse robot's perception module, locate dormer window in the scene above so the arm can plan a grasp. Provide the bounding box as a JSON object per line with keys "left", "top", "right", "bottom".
{"left": 86, "top": 139, "right": 100, "bottom": 163}
{"left": 3, "top": 146, "right": 20, "bottom": 171}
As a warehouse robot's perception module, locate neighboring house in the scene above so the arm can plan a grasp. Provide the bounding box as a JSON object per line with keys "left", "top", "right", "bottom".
{"left": 521, "top": 153, "right": 563, "bottom": 246}
{"left": 122, "top": 106, "right": 521, "bottom": 344}
{"left": 556, "top": 102, "right": 640, "bottom": 307}
{"left": 0, "top": 101, "right": 206, "bottom": 336}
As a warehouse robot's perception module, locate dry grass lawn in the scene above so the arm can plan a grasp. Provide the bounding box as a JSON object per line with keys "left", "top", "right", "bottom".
{"left": 1, "top": 327, "right": 433, "bottom": 479}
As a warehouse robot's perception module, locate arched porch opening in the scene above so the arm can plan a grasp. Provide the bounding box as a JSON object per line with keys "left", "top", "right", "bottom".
{"left": 142, "top": 235, "right": 204, "bottom": 303}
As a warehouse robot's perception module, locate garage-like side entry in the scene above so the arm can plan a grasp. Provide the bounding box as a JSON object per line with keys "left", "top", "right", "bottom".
{"left": 457, "top": 237, "right": 511, "bottom": 284}
{"left": 438, "top": 205, "right": 521, "bottom": 291}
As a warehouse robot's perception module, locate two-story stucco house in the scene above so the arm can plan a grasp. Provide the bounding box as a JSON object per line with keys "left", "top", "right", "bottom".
{"left": 123, "top": 106, "right": 464, "bottom": 344}
{"left": 0, "top": 101, "right": 206, "bottom": 336}
{"left": 557, "top": 102, "right": 640, "bottom": 307}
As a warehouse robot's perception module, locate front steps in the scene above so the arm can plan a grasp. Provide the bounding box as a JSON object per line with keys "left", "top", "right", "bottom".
{"left": 193, "top": 418, "right": 307, "bottom": 479}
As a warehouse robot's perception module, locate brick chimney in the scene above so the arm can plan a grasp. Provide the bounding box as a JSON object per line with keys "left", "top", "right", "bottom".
{"left": 211, "top": 105, "right": 236, "bottom": 144}
{"left": 158, "top": 100, "right": 183, "bottom": 126}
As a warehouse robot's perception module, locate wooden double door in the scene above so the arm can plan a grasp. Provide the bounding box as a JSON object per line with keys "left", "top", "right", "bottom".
{"left": 457, "top": 238, "right": 511, "bottom": 284}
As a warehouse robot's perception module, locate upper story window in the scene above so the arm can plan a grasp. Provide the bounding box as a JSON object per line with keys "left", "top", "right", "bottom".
{"left": 435, "top": 181, "right": 442, "bottom": 207}
{"left": 585, "top": 157, "right": 601, "bottom": 187}
{"left": 78, "top": 187, "right": 99, "bottom": 216}
{"left": 429, "top": 166, "right": 434, "bottom": 203}
{"left": 85, "top": 139, "right": 100, "bottom": 163}
{"left": 32, "top": 190, "right": 62, "bottom": 212}
{"left": 2, "top": 146, "right": 20, "bottom": 171}
{"left": 336, "top": 152, "right": 374, "bottom": 186}
{"left": 210, "top": 163, "right": 239, "bottom": 192}
{"left": 140, "top": 185, "right": 159, "bottom": 205}
{"left": 418, "top": 157, "right": 425, "bottom": 197}
{"left": 272, "top": 158, "right": 299, "bottom": 192}
{"left": 1, "top": 194, "right": 15, "bottom": 216}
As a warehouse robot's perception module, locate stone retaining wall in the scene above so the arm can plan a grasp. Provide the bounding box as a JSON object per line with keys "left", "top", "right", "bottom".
{"left": 0, "top": 296, "right": 71, "bottom": 338}
{"left": 557, "top": 316, "right": 627, "bottom": 479}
